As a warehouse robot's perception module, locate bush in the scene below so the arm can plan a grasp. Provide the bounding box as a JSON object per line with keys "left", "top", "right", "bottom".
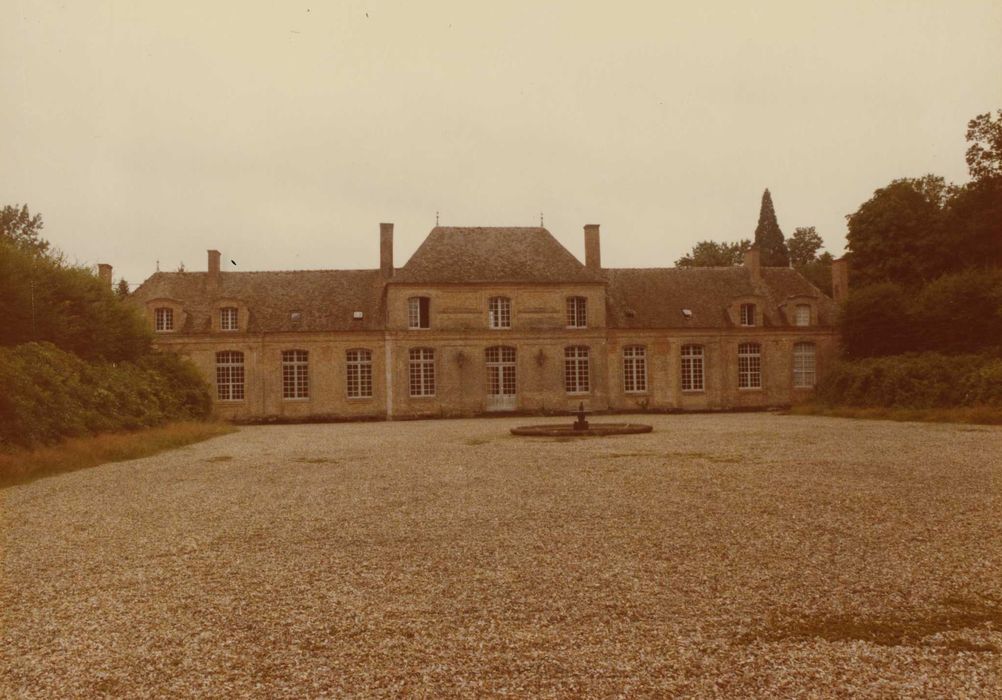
{"left": 913, "top": 269, "right": 1002, "bottom": 354}
{"left": 0, "top": 342, "right": 211, "bottom": 450}
{"left": 839, "top": 283, "right": 916, "bottom": 358}
{"left": 815, "top": 352, "right": 1002, "bottom": 409}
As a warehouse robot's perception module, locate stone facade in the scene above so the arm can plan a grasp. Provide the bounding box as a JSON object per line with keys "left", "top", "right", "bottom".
{"left": 128, "top": 224, "right": 839, "bottom": 420}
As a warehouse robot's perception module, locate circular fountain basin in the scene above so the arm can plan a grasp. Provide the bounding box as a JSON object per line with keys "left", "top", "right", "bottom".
{"left": 510, "top": 423, "right": 653, "bottom": 437}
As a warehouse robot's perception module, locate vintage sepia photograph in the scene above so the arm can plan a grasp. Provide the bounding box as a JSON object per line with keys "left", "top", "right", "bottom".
{"left": 2, "top": 2, "right": 1001, "bottom": 696}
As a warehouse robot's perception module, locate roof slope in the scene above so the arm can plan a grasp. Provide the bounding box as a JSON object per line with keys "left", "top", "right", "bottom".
{"left": 393, "top": 227, "right": 601, "bottom": 284}
{"left": 131, "top": 269, "right": 385, "bottom": 333}
{"left": 606, "top": 266, "right": 836, "bottom": 329}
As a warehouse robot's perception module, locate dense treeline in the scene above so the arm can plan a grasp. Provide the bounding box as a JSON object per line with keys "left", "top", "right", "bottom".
{"left": 0, "top": 205, "right": 211, "bottom": 449}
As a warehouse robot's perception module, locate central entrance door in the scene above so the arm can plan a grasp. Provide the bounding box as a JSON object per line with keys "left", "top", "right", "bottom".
{"left": 485, "top": 346, "right": 516, "bottom": 411}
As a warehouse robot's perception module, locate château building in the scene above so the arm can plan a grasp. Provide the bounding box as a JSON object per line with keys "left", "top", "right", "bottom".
{"left": 126, "top": 223, "right": 844, "bottom": 420}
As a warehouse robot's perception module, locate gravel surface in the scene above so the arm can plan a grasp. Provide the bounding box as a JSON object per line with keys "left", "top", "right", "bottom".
{"left": 2, "top": 414, "right": 1001, "bottom": 698}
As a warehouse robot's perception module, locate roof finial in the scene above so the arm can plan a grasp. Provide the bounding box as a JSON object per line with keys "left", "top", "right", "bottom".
{"left": 435, "top": 210, "right": 439, "bottom": 226}
{"left": 540, "top": 211, "right": 544, "bottom": 227}
{"left": 156, "top": 259, "right": 160, "bottom": 272}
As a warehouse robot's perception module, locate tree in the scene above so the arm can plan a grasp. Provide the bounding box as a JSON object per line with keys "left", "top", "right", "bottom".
{"left": 675, "top": 239, "right": 751, "bottom": 267}
{"left": 753, "top": 189, "right": 789, "bottom": 267}
{"left": 787, "top": 227, "right": 824, "bottom": 267}
{"left": 0, "top": 204, "right": 49, "bottom": 257}
{"left": 966, "top": 110, "right": 1002, "bottom": 183}
{"left": 116, "top": 278, "right": 130, "bottom": 298}
{"left": 838, "top": 283, "right": 916, "bottom": 358}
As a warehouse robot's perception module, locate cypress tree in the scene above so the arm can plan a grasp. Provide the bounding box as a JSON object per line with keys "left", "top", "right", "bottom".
{"left": 754, "top": 189, "right": 790, "bottom": 267}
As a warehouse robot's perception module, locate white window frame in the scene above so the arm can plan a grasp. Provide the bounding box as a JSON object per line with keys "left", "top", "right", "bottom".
{"left": 408, "top": 296, "right": 430, "bottom": 329}
{"left": 564, "top": 345, "right": 590, "bottom": 394}
{"left": 215, "top": 351, "right": 245, "bottom": 401}
{"left": 794, "top": 304, "right": 811, "bottom": 327}
{"left": 154, "top": 307, "right": 174, "bottom": 332}
{"left": 282, "top": 349, "right": 309, "bottom": 400}
{"left": 793, "top": 342, "right": 817, "bottom": 388}
{"left": 566, "top": 296, "right": 587, "bottom": 329}
{"left": 485, "top": 346, "right": 517, "bottom": 397}
{"left": 346, "top": 349, "right": 373, "bottom": 399}
{"left": 740, "top": 303, "right": 756, "bottom": 327}
{"left": 220, "top": 306, "right": 239, "bottom": 331}
{"left": 738, "top": 342, "right": 762, "bottom": 389}
{"left": 488, "top": 296, "right": 512, "bottom": 329}
{"left": 408, "top": 348, "right": 435, "bottom": 397}
{"left": 681, "top": 344, "right": 704, "bottom": 392}
{"left": 623, "top": 345, "right": 647, "bottom": 393}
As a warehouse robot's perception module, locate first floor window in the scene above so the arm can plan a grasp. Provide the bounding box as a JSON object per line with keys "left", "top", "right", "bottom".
{"left": 220, "top": 307, "right": 238, "bottom": 331}
{"left": 681, "top": 344, "right": 704, "bottom": 392}
{"left": 623, "top": 345, "right": 647, "bottom": 393}
{"left": 409, "top": 348, "right": 435, "bottom": 396}
{"left": 408, "top": 296, "right": 430, "bottom": 329}
{"left": 738, "top": 342, "right": 762, "bottom": 389}
{"left": 215, "top": 351, "right": 245, "bottom": 401}
{"left": 155, "top": 307, "right": 174, "bottom": 332}
{"left": 566, "top": 296, "right": 587, "bottom": 328}
{"left": 795, "top": 304, "right": 811, "bottom": 327}
{"left": 346, "top": 349, "right": 373, "bottom": 398}
{"left": 485, "top": 346, "right": 516, "bottom": 396}
{"left": 740, "top": 303, "right": 756, "bottom": 326}
{"left": 793, "top": 342, "right": 816, "bottom": 388}
{"left": 282, "top": 349, "right": 309, "bottom": 399}
{"left": 564, "top": 346, "right": 590, "bottom": 393}
{"left": 488, "top": 296, "right": 512, "bottom": 329}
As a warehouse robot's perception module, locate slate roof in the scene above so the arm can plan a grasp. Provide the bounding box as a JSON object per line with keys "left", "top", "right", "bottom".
{"left": 393, "top": 227, "right": 602, "bottom": 284}
{"left": 605, "top": 266, "right": 836, "bottom": 329}
{"left": 131, "top": 269, "right": 385, "bottom": 333}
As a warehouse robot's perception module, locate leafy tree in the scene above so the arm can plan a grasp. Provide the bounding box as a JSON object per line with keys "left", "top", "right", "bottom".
{"left": 675, "top": 239, "right": 751, "bottom": 267}
{"left": 787, "top": 227, "right": 824, "bottom": 267}
{"left": 116, "top": 278, "right": 130, "bottom": 297}
{"left": 0, "top": 204, "right": 49, "bottom": 257}
{"left": 913, "top": 269, "right": 1002, "bottom": 354}
{"left": 838, "top": 283, "right": 916, "bottom": 358}
{"left": 798, "top": 251, "right": 834, "bottom": 296}
{"left": 966, "top": 110, "right": 1002, "bottom": 183}
{"left": 753, "top": 189, "right": 789, "bottom": 267}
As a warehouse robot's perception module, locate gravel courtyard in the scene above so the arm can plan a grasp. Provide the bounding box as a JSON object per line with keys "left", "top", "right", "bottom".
{"left": 2, "top": 414, "right": 1001, "bottom": 698}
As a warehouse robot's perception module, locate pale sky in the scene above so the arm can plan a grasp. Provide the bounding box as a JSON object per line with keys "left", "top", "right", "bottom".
{"left": 3, "top": 1, "right": 1001, "bottom": 287}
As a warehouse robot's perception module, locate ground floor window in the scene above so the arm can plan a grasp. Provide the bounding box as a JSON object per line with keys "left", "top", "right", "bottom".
{"left": 623, "top": 345, "right": 647, "bottom": 393}
{"left": 681, "top": 344, "right": 704, "bottom": 392}
{"left": 486, "top": 346, "right": 516, "bottom": 396}
{"left": 409, "top": 348, "right": 435, "bottom": 396}
{"left": 215, "top": 351, "right": 244, "bottom": 401}
{"left": 793, "top": 342, "right": 816, "bottom": 388}
{"left": 564, "top": 346, "right": 590, "bottom": 394}
{"left": 738, "top": 342, "right": 761, "bottom": 389}
{"left": 346, "top": 349, "right": 373, "bottom": 398}
{"left": 282, "top": 349, "right": 309, "bottom": 399}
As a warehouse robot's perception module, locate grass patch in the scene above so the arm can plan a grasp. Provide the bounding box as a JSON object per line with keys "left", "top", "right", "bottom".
{"left": 0, "top": 421, "right": 235, "bottom": 488}
{"left": 790, "top": 404, "right": 1002, "bottom": 426}
{"left": 293, "top": 457, "right": 338, "bottom": 465}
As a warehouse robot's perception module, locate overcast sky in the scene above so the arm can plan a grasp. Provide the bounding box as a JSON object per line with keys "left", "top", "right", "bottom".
{"left": 3, "top": 1, "right": 1001, "bottom": 287}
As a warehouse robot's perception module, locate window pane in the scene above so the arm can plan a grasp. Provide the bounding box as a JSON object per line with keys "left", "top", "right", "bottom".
{"left": 738, "top": 343, "right": 761, "bottom": 389}
{"left": 347, "top": 349, "right": 373, "bottom": 398}
{"left": 282, "top": 350, "right": 309, "bottom": 399}
{"left": 795, "top": 304, "right": 811, "bottom": 326}
{"left": 681, "top": 345, "right": 704, "bottom": 392}
{"left": 793, "top": 342, "right": 816, "bottom": 388}
{"left": 216, "top": 351, "right": 244, "bottom": 401}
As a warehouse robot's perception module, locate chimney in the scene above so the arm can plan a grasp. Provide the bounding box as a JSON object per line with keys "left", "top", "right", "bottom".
{"left": 584, "top": 224, "right": 601, "bottom": 271}
{"left": 831, "top": 256, "right": 849, "bottom": 304}
{"left": 97, "top": 263, "right": 112, "bottom": 288}
{"left": 380, "top": 223, "right": 394, "bottom": 278}
{"left": 743, "top": 246, "right": 761, "bottom": 279}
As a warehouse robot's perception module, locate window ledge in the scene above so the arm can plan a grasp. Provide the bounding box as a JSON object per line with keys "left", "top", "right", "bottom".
{"left": 347, "top": 396, "right": 375, "bottom": 401}
{"left": 681, "top": 390, "right": 706, "bottom": 394}
{"left": 738, "top": 387, "right": 763, "bottom": 392}
{"left": 624, "top": 390, "right": 649, "bottom": 395}
{"left": 282, "top": 398, "right": 311, "bottom": 402}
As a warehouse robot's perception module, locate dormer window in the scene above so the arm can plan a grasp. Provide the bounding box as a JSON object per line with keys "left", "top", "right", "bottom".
{"left": 794, "top": 304, "right": 811, "bottom": 327}
{"left": 408, "top": 296, "right": 430, "bottom": 329}
{"left": 220, "top": 307, "right": 238, "bottom": 331}
{"left": 566, "top": 296, "right": 587, "bottom": 328}
{"left": 155, "top": 307, "right": 174, "bottom": 332}
{"left": 488, "top": 296, "right": 511, "bottom": 329}
{"left": 740, "top": 303, "right": 756, "bottom": 327}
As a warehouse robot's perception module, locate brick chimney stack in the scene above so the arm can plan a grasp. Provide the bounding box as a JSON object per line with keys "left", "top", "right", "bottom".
{"left": 584, "top": 224, "right": 601, "bottom": 271}
{"left": 744, "top": 246, "right": 761, "bottom": 280}
{"left": 97, "top": 263, "right": 112, "bottom": 288}
{"left": 831, "top": 256, "right": 849, "bottom": 304}
{"left": 380, "top": 223, "right": 394, "bottom": 278}
{"left": 208, "top": 249, "right": 221, "bottom": 277}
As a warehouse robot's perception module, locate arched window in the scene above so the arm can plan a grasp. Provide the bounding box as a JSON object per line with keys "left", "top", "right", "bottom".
{"left": 738, "top": 342, "right": 762, "bottom": 389}
{"left": 793, "top": 342, "right": 816, "bottom": 388}
{"left": 215, "top": 351, "right": 244, "bottom": 401}
{"left": 566, "top": 296, "right": 587, "bottom": 328}
{"left": 680, "top": 345, "right": 704, "bottom": 392}
{"left": 408, "top": 296, "right": 430, "bottom": 329}
{"left": 564, "top": 346, "right": 590, "bottom": 394}
{"left": 282, "top": 349, "right": 309, "bottom": 399}
{"left": 488, "top": 296, "right": 511, "bottom": 329}
{"left": 623, "top": 345, "right": 647, "bottom": 393}
{"left": 408, "top": 348, "right": 435, "bottom": 396}
{"left": 346, "top": 349, "right": 373, "bottom": 398}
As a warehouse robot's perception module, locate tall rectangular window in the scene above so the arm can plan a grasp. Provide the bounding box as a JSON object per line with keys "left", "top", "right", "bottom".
{"left": 282, "top": 349, "right": 309, "bottom": 399}
{"left": 793, "top": 342, "right": 817, "bottom": 388}
{"left": 566, "top": 296, "right": 587, "bottom": 328}
{"left": 564, "top": 346, "right": 590, "bottom": 393}
{"left": 215, "top": 351, "right": 245, "bottom": 401}
{"left": 488, "top": 296, "right": 511, "bottom": 329}
{"left": 623, "top": 345, "right": 647, "bottom": 393}
{"left": 346, "top": 349, "right": 373, "bottom": 398}
{"left": 155, "top": 307, "right": 174, "bottom": 332}
{"left": 795, "top": 304, "right": 811, "bottom": 327}
{"left": 738, "top": 342, "right": 762, "bottom": 389}
{"left": 740, "top": 303, "right": 756, "bottom": 327}
{"left": 408, "top": 297, "right": 430, "bottom": 329}
{"left": 220, "top": 307, "right": 238, "bottom": 331}
{"left": 681, "top": 345, "right": 704, "bottom": 392}
{"left": 408, "top": 348, "right": 435, "bottom": 396}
